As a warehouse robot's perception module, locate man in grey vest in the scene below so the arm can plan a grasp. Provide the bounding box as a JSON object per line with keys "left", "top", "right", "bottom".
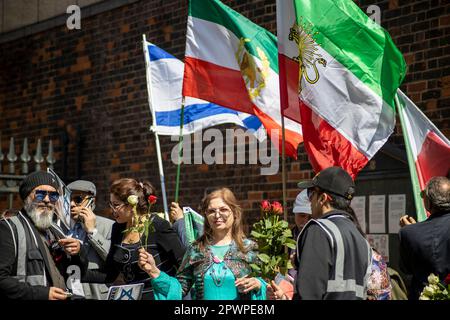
{"left": 60, "top": 180, "right": 113, "bottom": 300}
{"left": 295, "top": 166, "right": 372, "bottom": 300}
{"left": 0, "top": 171, "right": 71, "bottom": 300}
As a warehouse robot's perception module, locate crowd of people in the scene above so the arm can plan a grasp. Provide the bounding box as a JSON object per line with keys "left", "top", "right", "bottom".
{"left": 0, "top": 167, "right": 449, "bottom": 300}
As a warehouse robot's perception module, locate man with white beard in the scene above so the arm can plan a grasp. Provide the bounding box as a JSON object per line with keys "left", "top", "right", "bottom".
{"left": 0, "top": 171, "right": 75, "bottom": 300}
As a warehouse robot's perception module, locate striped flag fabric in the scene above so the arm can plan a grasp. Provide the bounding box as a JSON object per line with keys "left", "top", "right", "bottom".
{"left": 277, "top": 0, "right": 407, "bottom": 177}
{"left": 397, "top": 90, "right": 450, "bottom": 221}
{"left": 182, "top": 0, "right": 303, "bottom": 159}
{"left": 143, "top": 41, "right": 266, "bottom": 140}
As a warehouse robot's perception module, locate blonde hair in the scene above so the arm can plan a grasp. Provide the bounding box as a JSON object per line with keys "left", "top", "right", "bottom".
{"left": 196, "top": 187, "right": 247, "bottom": 253}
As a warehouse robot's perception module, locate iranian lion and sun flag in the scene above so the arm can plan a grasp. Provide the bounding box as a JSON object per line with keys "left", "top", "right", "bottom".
{"left": 177, "top": 0, "right": 449, "bottom": 220}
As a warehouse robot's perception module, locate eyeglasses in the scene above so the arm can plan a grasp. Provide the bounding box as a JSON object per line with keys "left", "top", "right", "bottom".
{"left": 71, "top": 195, "right": 93, "bottom": 205}
{"left": 34, "top": 190, "right": 59, "bottom": 203}
{"left": 109, "top": 201, "right": 125, "bottom": 211}
{"left": 205, "top": 207, "right": 232, "bottom": 217}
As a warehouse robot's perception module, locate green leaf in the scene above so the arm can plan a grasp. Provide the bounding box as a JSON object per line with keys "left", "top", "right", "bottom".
{"left": 250, "top": 263, "right": 261, "bottom": 272}
{"left": 250, "top": 231, "right": 264, "bottom": 238}
{"left": 280, "top": 220, "right": 289, "bottom": 228}
{"left": 287, "top": 260, "right": 294, "bottom": 269}
{"left": 258, "top": 253, "right": 270, "bottom": 263}
{"left": 283, "top": 229, "right": 292, "bottom": 237}
{"left": 285, "top": 242, "right": 296, "bottom": 249}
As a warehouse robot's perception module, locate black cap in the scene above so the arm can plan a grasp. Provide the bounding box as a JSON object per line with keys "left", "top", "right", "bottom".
{"left": 297, "top": 166, "right": 355, "bottom": 200}
{"left": 19, "top": 171, "right": 60, "bottom": 200}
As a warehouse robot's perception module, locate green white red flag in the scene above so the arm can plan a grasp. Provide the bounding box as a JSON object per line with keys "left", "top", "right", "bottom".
{"left": 397, "top": 90, "right": 450, "bottom": 221}
{"left": 182, "top": 0, "right": 303, "bottom": 158}
{"left": 277, "top": 0, "right": 407, "bottom": 178}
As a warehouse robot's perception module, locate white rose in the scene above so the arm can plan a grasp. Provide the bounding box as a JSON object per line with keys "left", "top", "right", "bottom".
{"left": 127, "top": 195, "right": 139, "bottom": 206}
{"left": 428, "top": 273, "right": 440, "bottom": 285}
{"left": 423, "top": 285, "right": 435, "bottom": 296}
{"left": 419, "top": 294, "right": 430, "bottom": 300}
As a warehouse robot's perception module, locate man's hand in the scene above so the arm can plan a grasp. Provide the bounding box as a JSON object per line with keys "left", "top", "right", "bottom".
{"left": 77, "top": 207, "right": 96, "bottom": 233}
{"left": 48, "top": 287, "right": 68, "bottom": 300}
{"left": 169, "top": 202, "right": 184, "bottom": 223}
{"left": 399, "top": 215, "right": 417, "bottom": 227}
{"left": 58, "top": 238, "right": 81, "bottom": 256}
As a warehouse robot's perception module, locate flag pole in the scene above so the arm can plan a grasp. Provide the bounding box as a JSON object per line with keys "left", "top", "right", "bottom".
{"left": 281, "top": 116, "right": 288, "bottom": 222}
{"left": 143, "top": 34, "right": 169, "bottom": 221}
{"left": 394, "top": 93, "right": 427, "bottom": 222}
{"left": 174, "top": 97, "right": 185, "bottom": 203}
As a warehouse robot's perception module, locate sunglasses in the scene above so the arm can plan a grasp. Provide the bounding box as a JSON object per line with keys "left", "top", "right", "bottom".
{"left": 35, "top": 190, "right": 59, "bottom": 203}
{"left": 71, "top": 195, "right": 92, "bottom": 205}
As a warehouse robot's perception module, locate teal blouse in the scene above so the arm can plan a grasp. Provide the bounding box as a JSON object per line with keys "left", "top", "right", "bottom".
{"left": 151, "top": 239, "right": 266, "bottom": 300}
{"left": 203, "top": 244, "right": 238, "bottom": 300}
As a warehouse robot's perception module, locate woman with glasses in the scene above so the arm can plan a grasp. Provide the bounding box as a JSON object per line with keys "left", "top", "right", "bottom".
{"left": 78, "top": 178, "right": 185, "bottom": 300}
{"left": 138, "top": 187, "right": 267, "bottom": 300}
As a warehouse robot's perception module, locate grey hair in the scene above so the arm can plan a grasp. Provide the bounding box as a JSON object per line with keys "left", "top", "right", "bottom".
{"left": 426, "top": 177, "right": 450, "bottom": 212}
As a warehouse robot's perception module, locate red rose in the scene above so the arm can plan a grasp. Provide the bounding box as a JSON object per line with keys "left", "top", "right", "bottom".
{"left": 445, "top": 274, "right": 450, "bottom": 285}
{"left": 261, "top": 200, "right": 271, "bottom": 211}
{"left": 148, "top": 195, "right": 157, "bottom": 205}
{"left": 271, "top": 201, "right": 283, "bottom": 215}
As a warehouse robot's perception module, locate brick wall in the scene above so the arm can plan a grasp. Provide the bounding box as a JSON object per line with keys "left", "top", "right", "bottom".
{"left": 0, "top": 0, "right": 449, "bottom": 230}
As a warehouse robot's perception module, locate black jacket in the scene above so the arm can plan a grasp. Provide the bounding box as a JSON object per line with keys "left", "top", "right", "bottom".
{"left": 399, "top": 211, "right": 450, "bottom": 299}
{"left": 80, "top": 214, "right": 186, "bottom": 299}
{"left": 0, "top": 210, "right": 69, "bottom": 300}
{"left": 295, "top": 211, "right": 371, "bottom": 300}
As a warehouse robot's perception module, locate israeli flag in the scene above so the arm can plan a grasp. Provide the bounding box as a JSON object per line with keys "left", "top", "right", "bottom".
{"left": 144, "top": 41, "right": 266, "bottom": 141}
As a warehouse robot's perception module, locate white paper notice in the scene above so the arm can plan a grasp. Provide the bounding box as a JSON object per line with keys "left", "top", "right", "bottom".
{"left": 367, "top": 234, "right": 389, "bottom": 262}
{"left": 369, "top": 195, "right": 386, "bottom": 233}
{"left": 350, "top": 196, "right": 366, "bottom": 234}
{"left": 388, "top": 194, "right": 406, "bottom": 234}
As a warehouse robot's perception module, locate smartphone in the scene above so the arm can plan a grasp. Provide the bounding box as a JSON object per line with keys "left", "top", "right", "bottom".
{"left": 79, "top": 198, "right": 94, "bottom": 225}
{"left": 84, "top": 198, "right": 94, "bottom": 209}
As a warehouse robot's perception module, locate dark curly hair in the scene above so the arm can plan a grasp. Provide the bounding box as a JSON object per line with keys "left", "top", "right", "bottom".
{"left": 110, "top": 178, "right": 156, "bottom": 215}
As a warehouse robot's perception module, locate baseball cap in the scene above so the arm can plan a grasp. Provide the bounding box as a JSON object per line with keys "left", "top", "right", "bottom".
{"left": 292, "top": 190, "right": 312, "bottom": 215}
{"left": 297, "top": 166, "right": 355, "bottom": 200}
{"left": 67, "top": 180, "right": 96, "bottom": 196}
